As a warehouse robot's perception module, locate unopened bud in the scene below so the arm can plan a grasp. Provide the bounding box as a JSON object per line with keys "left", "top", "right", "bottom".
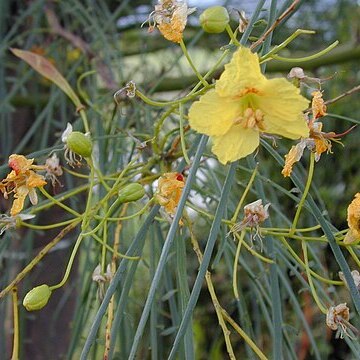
{"left": 199, "top": 6, "right": 229, "bottom": 34}
{"left": 23, "top": 284, "right": 52, "bottom": 311}
{"left": 118, "top": 183, "right": 145, "bottom": 204}
{"left": 66, "top": 132, "right": 93, "bottom": 158}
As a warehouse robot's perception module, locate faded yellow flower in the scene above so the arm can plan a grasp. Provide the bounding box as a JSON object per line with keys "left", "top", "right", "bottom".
{"left": 156, "top": 172, "right": 185, "bottom": 215}
{"left": 189, "top": 47, "right": 309, "bottom": 164}
{"left": 0, "top": 154, "right": 46, "bottom": 216}
{"left": 344, "top": 193, "right": 360, "bottom": 244}
{"left": 326, "top": 303, "right": 350, "bottom": 334}
{"left": 311, "top": 90, "right": 327, "bottom": 119}
{"left": 282, "top": 90, "right": 355, "bottom": 177}
{"left": 149, "top": 1, "right": 195, "bottom": 43}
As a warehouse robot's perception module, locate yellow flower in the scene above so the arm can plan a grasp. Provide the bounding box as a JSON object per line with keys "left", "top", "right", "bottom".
{"left": 149, "top": 1, "right": 195, "bottom": 43}
{"left": 0, "top": 154, "right": 46, "bottom": 216}
{"left": 344, "top": 193, "right": 360, "bottom": 244}
{"left": 156, "top": 172, "right": 185, "bottom": 215}
{"left": 188, "top": 47, "right": 309, "bottom": 164}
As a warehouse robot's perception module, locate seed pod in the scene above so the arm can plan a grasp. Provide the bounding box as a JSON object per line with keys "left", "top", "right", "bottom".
{"left": 199, "top": 6, "right": 230, "bottom": 34}
{"left": 66, "top": 131, "right": 93, "bottom": 158}
{"left": 118, "top": 183, "right": 145, "bottom": 204}
{"left": 23, "top": 284, "right": 52, "bottom": 311}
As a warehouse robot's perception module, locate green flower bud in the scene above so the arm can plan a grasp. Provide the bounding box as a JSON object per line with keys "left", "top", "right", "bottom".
{"left": 199, "top": 6, "right": 230, "bottom": 34}
{"left": 66, "top": 131, "right": 93, "bottom": 158}
{"left": 118, "top": 183, "right": 145, "bottom": 204}
{"left": 23, "top": 284, "right": 52, "bottom": 311}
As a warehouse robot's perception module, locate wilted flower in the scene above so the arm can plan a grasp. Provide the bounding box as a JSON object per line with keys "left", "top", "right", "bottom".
{"left": 0, "top": 154, "right": 47, "bottom": 216}
{"left": 92, "top": 264, "right": 113, "bottom": 301}
{"left": 156, "top": 172, "right": 185, "bottom": 215}
{"left": 311, "top": 90, "right": 327, "bottom": 119}
{"left": 188, "top": 47, "right": 309, "bottom": 164}
{"left": 282, "top": 91, "right": 354, "bottom": 177}
{"left": 238, "top": 10, "right": 248, "bottom": 33}
{"left": 339, "top": 270, "right": 360, "bottom": 291}
{"left": 230, "top": 199, "right": 270, "bottom": 244}
{"left": 147, "top": 0, "right": 196, "bottom": 43}
{"left": 0, "top": 213, "right": 35, "bottom": 235}
{"left": 326, "top": 303, "right": 358, "bottom": 338}
{"left": 344, "top": 193, "right": 360, "bottom": 244}
{"left": 114, "top": 81, "right": 136, "bottom": 104}
{"left": 45, "top": 154, "right": 63, "bottom": 186}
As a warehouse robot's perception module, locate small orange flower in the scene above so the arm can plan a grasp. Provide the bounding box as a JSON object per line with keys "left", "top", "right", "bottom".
{"left": 282, "top": 91, "right": 355, "bottom": 177}
{"left": 148, "top": 1, "right": 195, "bottom": 43}
{"left": 311, "top": 90, "right": 327, "bottom": 119}
{"left": 0, "top": 154, "right": 46, "bottom": 216}
{"left": 344, "top": 193, "right": 360, "bottom": 244}
{"left": 156, "top": 172, "right": 185, "bottom": 215}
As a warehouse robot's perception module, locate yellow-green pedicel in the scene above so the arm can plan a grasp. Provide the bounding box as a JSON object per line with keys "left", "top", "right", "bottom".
{"left": 188, "top": 47, "right": 310, "bottom": 164}
{"left": 23, "top": 284, "right": 52, "bottom": 311}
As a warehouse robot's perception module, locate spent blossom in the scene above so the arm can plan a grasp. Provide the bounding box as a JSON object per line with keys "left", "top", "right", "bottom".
{"left": 0, "top": 154, "right": 46, "bottom": 216}
{"left": 344, "top": 193, "right": 360, "bottom": 244}
{"left": 147, "top": 0, "right": 195, "bottom": 43}
{"left": 326, "top": 303, "right": 358, "bottom": 338}
{"left": 282, "top": 91, "right": 355, "bottom": 177}
{"left": 230, "top": 199, "right": 270, "bottom": 245}
{"left": 156, "top": 172, "right": 185, "bottom": 215}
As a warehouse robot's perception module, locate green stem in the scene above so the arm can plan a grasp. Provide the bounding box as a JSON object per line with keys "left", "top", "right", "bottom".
{"left": 290, "top": 152, "right": 315, "bottom": 235}
{"left": 179, "top": 39, "right": 208, "bottom": 87}
{"left": 39, "top": 186, "right": 81, "bottom": 217}
{"left": 271, "top": 41, "right": 339, "bottom": 63}
{"left": 179, "top": 103, "right": 190, "bottom": 165}
{"left": 302, "top": 240, "right": 327, "bottom": 314}
{"left": 225, "top": 24, "right": 240, "bottom": 46}
{"left": 233, "top": 231, "right": 245, "bottom": 300}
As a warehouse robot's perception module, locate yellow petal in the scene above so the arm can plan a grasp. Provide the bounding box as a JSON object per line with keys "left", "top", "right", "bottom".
{"left": 211, "top": 126, "right": 259, "bottom": 164}
{"left": 215, "top": 47, "right": 266, "bottom": 98}
{"left": 11, "top": 186, "right": 29, "bottom": 216}
{"left": 258, "top": 78, "right": 309, "bottom": 139}
{"left": 188, "top": 89, "right": 242, "bottom": 136}
{"left": 27, "top": 171, "right": 46, "bottom": 188}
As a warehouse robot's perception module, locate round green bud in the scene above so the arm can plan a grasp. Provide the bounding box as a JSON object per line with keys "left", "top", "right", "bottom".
{"left": 118, "top": 183, "right": 145, "bottom": 204}
{"left": 23, "top": 284, "right": 52, "bottom": 311}
{"left": 66, "top": 131, "right": 93, "bottom": 158}
{"left": 199, "top": 6, "right": 230, "bottom": 34}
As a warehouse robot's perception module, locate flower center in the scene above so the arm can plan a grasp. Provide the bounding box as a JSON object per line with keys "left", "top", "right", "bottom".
{"left": 234, "top": 107, "right": 265, "bottom": 131}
